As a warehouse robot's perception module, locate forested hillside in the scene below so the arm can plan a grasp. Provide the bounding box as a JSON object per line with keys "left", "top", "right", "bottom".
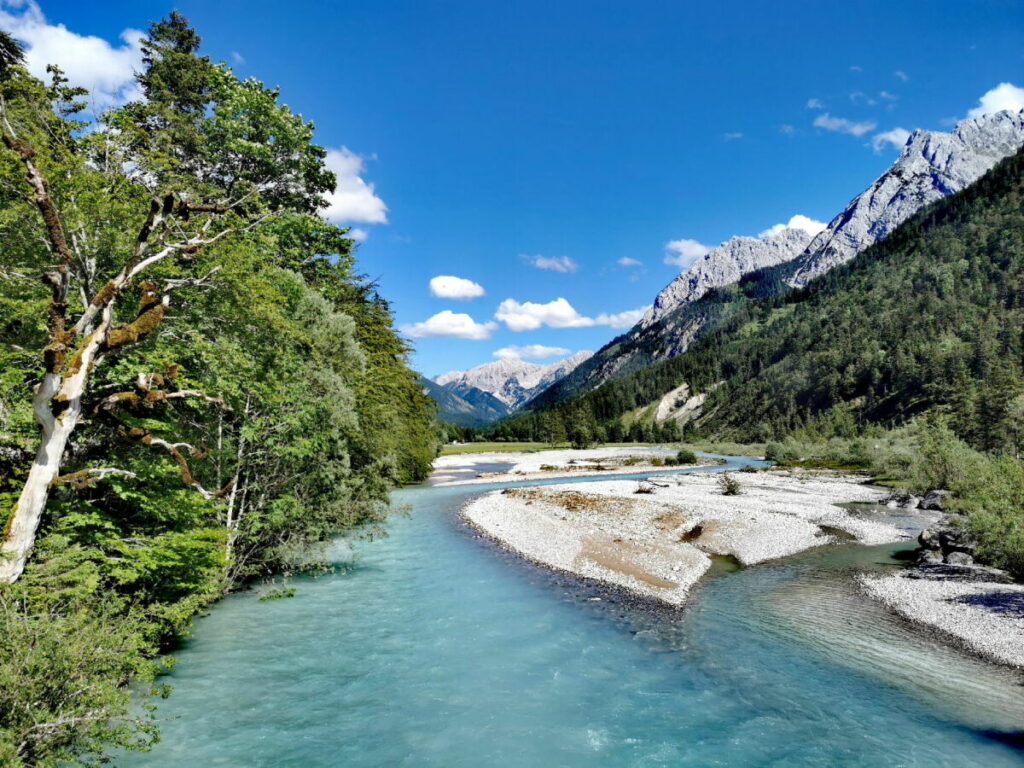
{"left": 0, "top": 15, "right": 437, "bottom": 765}
{"left": 494, "top": 146, "right": 1024, "bottom": 454}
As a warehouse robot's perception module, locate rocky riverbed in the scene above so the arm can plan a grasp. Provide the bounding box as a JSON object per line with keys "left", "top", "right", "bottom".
{"left": 433, "top": 446, "right": 720, "bottom": 486}
{"left": 461, "top": 469, "right": 903, "bottom": 606}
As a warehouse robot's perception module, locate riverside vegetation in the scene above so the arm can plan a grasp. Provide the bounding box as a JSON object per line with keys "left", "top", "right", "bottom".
{"left": 0, "top": 15, "right": 437, "bottom": 766}
{"left": 482, "top": 147, "right": 1024, "bottom": 583}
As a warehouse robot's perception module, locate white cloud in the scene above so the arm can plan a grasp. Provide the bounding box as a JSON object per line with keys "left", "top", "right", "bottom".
{"left": 871, "top": 127, "right": 911, "bottom": 153}
{"left": 322, "top": 147, "right": 388, "bottom": 225}
{"left": 400, "top": 310, "right": 496, "bottom": 340}
{"left": 593, "top": 307, "right": 648, "bottom": 329}
{"left": 894, "top": 70, "right": 909, "bottom": 82}
{"left": 780, "top": 124, "right": 796, "bottom": 135}
{"left": 348, "top": 228, "right": 369, "bottom": 241}
{"left": 493, "top": 344, "right": 571, "bottom": 360}
{"left": 494, "top": 297, "right": 648, "bottom": 332}
{"left": 849, "top": 65, "right": 863, "bottom": 72}
{"left": 967, "top": 82, "right": 1024, "bottom": 119}
{"left": 429, "top": 275, "right": 485, "bottom": 300}
{"left": 617, "top": 256, "right": 642, "bottom": 267}
{"left": 523, "top": 254, "right": 578, "bottom": 273}
{"left": 723, "top": 131, "right": 743, "bottom": 140}
{"left": 495, "top": 297, "right": 593, "bottom": 331}
{"left": 806, "top": 98, "right": 824, "bottom": 110}
{"left": 231, "top": 51, "right": 245, "bottom": 65}
{"left": 813, "top": 112, "right": 877, "bottom": 137}
{"left": 0, "top": 0, "right": 143, "bottom": 108}
{"left": 759, "top": 214, "right": 827, "bottom": 238}
{"left": 664, "top": 238, "right": 710, "bottom": 267}
{"left": 879, "top": 90, "right": 898, "bottom": 101}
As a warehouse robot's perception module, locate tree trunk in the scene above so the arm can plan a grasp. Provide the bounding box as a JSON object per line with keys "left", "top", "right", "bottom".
{"left": 0, "top": 321, "right": 107, "bottom": 584}
{"left": 0, "top": 378, "right": 78, "bottom": 582}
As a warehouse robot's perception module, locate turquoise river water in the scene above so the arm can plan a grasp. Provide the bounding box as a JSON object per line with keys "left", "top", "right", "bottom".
{"left": 120, "top": 457, "right": 1024, "bottom": 767}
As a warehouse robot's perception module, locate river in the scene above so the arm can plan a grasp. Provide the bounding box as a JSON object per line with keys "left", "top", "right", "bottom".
{"left": 119, "top": 456, "right": 1024, "bottom": 767}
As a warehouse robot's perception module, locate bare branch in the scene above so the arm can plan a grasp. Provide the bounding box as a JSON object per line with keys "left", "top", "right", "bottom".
{"left": 0, "top": 94, "right": 74, "bottom": 373}
{"left": 162, "top": 265, "right": 222, "bottom": 293}
{"left": 51, "top": 467, "right": 137, "bottom": 489}
{"left": 124, "top": 427, "right": 234, "bottom": 500}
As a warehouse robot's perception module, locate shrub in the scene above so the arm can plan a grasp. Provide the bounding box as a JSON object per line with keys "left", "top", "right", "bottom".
{"left": 676, "top": 449, "right": 698, "bottom": 465}
{"left": 718, "top": 472, "right": 742, "bottom": 496}
{"left": 765, "top": 442, "right": 800, "bottom": 465}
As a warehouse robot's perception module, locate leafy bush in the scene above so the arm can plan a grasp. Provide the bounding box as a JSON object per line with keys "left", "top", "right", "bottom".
{"left": 718, "top": 472, "right": 742, "bottom": 496}
{"left": 676, "top": 449, "right": 698, "bottom": 465}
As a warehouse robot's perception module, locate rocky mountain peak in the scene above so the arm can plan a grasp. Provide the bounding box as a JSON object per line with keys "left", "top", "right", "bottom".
{"left": 434, "top": 351, "right": 594, "bottom": 410}
{"left": 641, "top": 225, "right": 817, "bottom": 328}
{"left": 788, "top": 108, "right": 1024, "bottom": 286}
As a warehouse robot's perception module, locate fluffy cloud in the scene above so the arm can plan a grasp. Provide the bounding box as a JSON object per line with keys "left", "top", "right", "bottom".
{"left": 806, "top": 98, "right": 824, "bottom": 110}
{"left": 429, "top": 275, "right": 485, "bottom": 300}
{"left": 523, "top": 254, "right": 578, "bottom": 273}
{"left": 664, "top": 238, "right": 710, "bottom": 267}
{"left": 813, "top": 112, "right": 877, "bottom": 137}
{"left": 779, "top": 124, "right": 796, "bottom": 135}
{"left": 723, "top": 131, "right": 743, "bottom": 140}
{"left": 322, "top": 148, "right": 388, "bottom": 225}
{"left": 495, "top": 297, "right": 648, "bottom": 332}
{"left": 871, "top": 127, "right": 911, "bottom": 153}
{"left": 967, "top": 82, "right": 1024, "bottom": 119}
{"left": 894, "top": 70, "right": 909, "bottom": 82}
{"left": 617, "top": 256, "right": 642, "bottom": 267}
{"left": 495, "top": 297, "right": 592, "bottom": 331}
{"left": 400, "top": 311, "right": 496, "bottom": 340}
{"left": 759, "top": 214, "right": 827, "bottom": 238}
{"left": 593, "top": 307, "right": 648, "bottom": 328}
{"left": 0, "top": 0, "right": 143, "bottom": 108}
{"left": 493, "top": 344, "right": 571, "bottom": 360}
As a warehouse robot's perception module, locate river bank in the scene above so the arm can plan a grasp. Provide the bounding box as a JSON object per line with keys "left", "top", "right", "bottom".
{"left": 432, "top": 446, "right": 721, "bottom": 486}
{"left": 862, "top": 568, "right": 1024, "bottom": 669}
{"left": 460, "top": 468, "right": 911, "bottom": 606}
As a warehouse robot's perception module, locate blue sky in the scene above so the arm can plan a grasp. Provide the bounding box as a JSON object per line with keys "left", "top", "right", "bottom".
{"left": 4, "top": 0, "right": 1024, "bottom": 376}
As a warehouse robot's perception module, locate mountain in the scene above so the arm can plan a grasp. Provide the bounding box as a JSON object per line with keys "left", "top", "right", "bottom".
{"left": 428, "top": 351, "right": 593, "bottom": 423}
{"left": 531, "top": 109, "right": 1024, "bottom": 407}
{"left": 419, "top": 376, "right": 510, "bottom": 428}
{"left": 641, "top": 224, "right": 819, "bottom": 328}
{"left": 788, "top": 108, "right": 1024, "bottom": 286}
{"left": 491, "top": 145, "right": 1024, "bottom": 447}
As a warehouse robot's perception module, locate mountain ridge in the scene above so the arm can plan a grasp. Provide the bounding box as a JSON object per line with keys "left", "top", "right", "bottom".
{"left": 530, "top": 109, "right": 1024, "bottom": 408}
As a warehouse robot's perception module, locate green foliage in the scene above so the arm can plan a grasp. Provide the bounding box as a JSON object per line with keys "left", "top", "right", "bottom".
{"left": 498, "top": 147, "right": 1024, "bottom": 455}
{"left": 0, "top": 12, "right": 438, "bottom": 764}
{"left": 718, "top": 472, "right": 742, "bottom": 496}
{"left": 676, "top": 448, "right": 698, "bottom": 465}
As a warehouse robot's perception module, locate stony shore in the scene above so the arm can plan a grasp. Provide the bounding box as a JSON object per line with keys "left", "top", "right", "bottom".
{"left": 433, "top": 446, "right": 719, "bottom": 486}
{"left": 460, "top": 469, "right": 901, "bottom": 606}
{"left": 861, "top": 570, "right": 1024, "bottom": 669}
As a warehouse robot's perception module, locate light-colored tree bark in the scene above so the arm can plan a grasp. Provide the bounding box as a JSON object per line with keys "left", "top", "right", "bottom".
{"left": 0, "top": 108, "right": 238, "bottom": 584}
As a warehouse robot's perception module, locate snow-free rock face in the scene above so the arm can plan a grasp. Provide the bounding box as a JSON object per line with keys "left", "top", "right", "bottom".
{"left": 641, "top": 227, "right": 815, "bottom": 328}
{"left": 788, "top": 109, "right": 1024, "bottom": 286}
{"left": 434, "top": 351, "right": 593, "bottom": 411}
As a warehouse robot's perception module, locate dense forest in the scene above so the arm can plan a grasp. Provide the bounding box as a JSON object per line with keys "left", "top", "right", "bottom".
{"left": 492, "top": 146, "right": 1024, "bottom": 456}
{"left": 0, "top": 15, "right": 438, "bottom": 766}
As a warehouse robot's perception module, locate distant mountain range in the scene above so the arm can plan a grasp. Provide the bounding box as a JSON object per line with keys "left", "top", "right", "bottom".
{"left": 490, "top": 137, "right": 1024, "bottom": 449}
{"left": 424, "top": 351, "right": 593, "bottom": 426}
{"left": 531, "top": 109, "right": 1024, "bottom": 406}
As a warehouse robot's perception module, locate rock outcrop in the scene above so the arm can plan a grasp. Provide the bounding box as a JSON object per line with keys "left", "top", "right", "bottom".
{"left": 642, "top": 226, "right": 816, "bottom": 328}
{"left": 788, "top": 109, "right": 1024, "bottom": 286}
